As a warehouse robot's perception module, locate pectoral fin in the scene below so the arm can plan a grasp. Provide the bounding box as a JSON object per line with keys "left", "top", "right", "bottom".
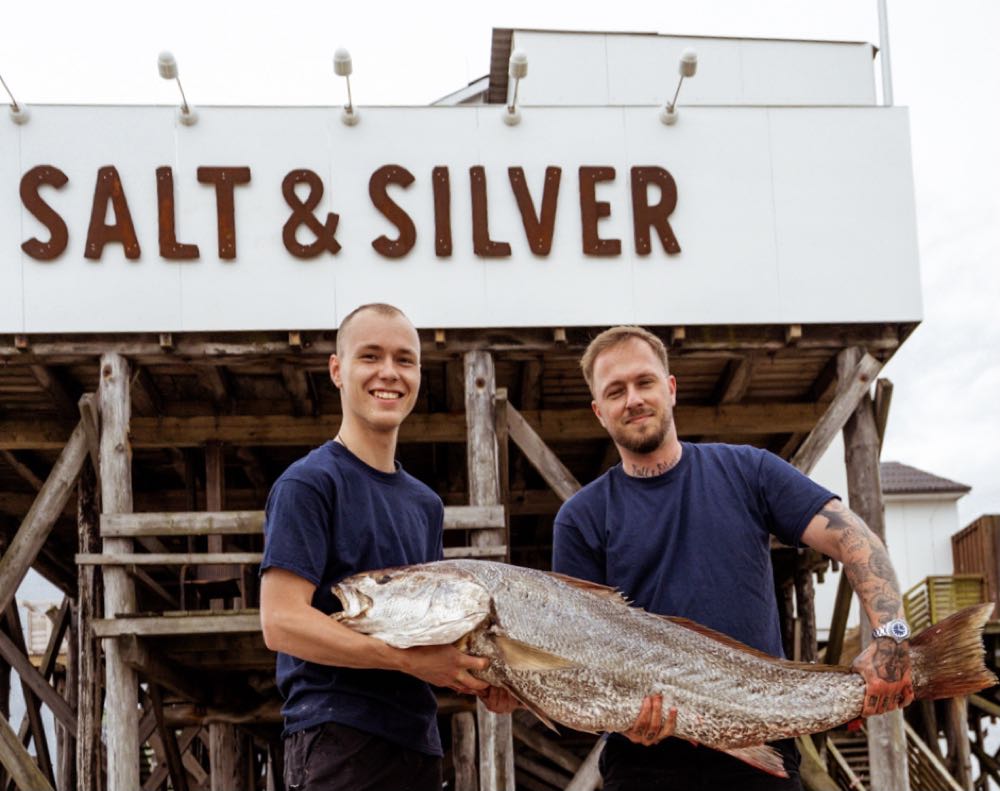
{"left": 494, "top": 636, "right": 577, "bottom": 672}
{"left": 720, "top": 744, "right": 788, "bottom": 778}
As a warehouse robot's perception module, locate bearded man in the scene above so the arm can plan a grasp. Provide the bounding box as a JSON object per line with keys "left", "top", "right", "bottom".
{"left": 552, "top": 325, "right": 913, "bottom": 791}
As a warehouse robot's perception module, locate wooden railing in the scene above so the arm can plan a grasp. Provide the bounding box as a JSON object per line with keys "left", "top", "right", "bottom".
{"left": 902, "top": 575, "right": 987, "bottom": 633}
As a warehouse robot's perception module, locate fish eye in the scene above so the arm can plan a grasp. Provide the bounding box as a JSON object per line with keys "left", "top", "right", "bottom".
{"left": 376, "top": 574, "right": 393, "bottom": 585}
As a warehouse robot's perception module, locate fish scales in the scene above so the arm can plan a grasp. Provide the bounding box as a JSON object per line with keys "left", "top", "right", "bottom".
{"left": 333, "top": 559, "right": 996, "bottom": 761}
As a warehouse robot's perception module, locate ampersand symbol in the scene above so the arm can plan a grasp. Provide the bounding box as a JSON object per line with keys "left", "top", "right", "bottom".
{"left": 282, "top": 169, "right": 341, "bottom": 258}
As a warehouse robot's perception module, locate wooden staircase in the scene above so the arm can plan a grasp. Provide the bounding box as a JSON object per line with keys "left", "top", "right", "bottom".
{"left": 824, "top": 723, "right": 964, "bottom": 791}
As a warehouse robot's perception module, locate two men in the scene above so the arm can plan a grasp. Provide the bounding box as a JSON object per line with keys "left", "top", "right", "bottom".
{"left": 554, "top": 326, "right": 912, "bottom": 790}
{"left": 262, "top": 310, "right": 912, "bottom": 791}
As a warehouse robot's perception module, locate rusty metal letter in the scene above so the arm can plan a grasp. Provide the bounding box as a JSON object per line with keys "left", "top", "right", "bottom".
{"left": 470, "top": 166, "right": 511, "bottom": 258}
{"left": 432, "top": 166, "right": 452, "bottom": 257}
{"left": 20, "top": 165, "right": 69, "bottom": 261}
{"left": 578, "top": 166, "right": 620, "bottom": 257}
{"left": 85, "top": 166, "right": 141, "bottom": 260}
{"left": 156, "top": 166, "right": 200, "bottom": 260}
{"left": 631, "top": 166, "right": 681, "bottom": 255}
{"left": 369, "top": 165, "right": 417, "bottom": 259}
{"left": 282, "top": 169, "right": 341, "bottom": 258}
{"left": 197, "top": 166, "right": 252, "bottom": 260}
{"left": 509, "top": 166, "right": 561, "bottom": 256}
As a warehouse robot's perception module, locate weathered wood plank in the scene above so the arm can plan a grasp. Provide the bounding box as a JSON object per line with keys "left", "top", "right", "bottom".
{"left": 120, "top": 635, "right": 207, "bottom": 704}
{"left": 944, "top": 697, "right": 972, "bottom": 791}
{"left": 100, "top": 352, "right": 140, "bottom": 791}
{"left": 280, "top": 365, "right": 315, "bottom": 417}
{"left": 76, "top": 462, "right": 102, "bottom": 791}
{"left": 443, "top": 546, "right": 507, "bottom": 559}
{"left": 715, "top": 356, "right": 754, "bottom": 404}
{"left": 0, "top": 402, "right": 835, "bottom": 449}
{"left": 149, "top": 685, "right": 189, "bottom": 791}
{"left": 78, "top": 552, "right": 264, "bottom": 566}
{"left": 791, "top": 349, "right": 882, "bottom": 475}
{"left": 0, "top": 713, "right": 53, "bottom": 791}
{"left": 0, "top": 422, "right": 88, "bottom": 618}
{"left": 77, "top": 394, "right": 101, "bottom": 489}
{"left": 843, "top": 388, "right": 909, "bottom": 790}
{"left": 505, "top": 402, "right": 580, "bottom": 502}
{"left": 444, "top": 506, "right": 506, "bottom": 531}
{"left": 452, "top": 712, "right": 477, "bottom": 791}
{"left": 102, "top": 511, "right": 265, "bottom": 537}
{"left": 29, "top": 365, "right": 79, "bottom": 421}
{"left": 92, "top": 613, "right": 262, "bottom": 638}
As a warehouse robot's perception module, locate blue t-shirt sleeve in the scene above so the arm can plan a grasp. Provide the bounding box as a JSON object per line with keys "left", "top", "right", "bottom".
{"left": 261, "top": 477, "right": 332, "bottom": 586}
{"left": 552, "top": 503, "right": 606, "bottom": 585}
{"left": 755, "top": 450, "right": 837, "bottom": 546}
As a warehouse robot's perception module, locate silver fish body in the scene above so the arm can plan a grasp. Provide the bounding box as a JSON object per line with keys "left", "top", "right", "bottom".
{"left": 333, "top": 559, "right": 995, "bottom": 761}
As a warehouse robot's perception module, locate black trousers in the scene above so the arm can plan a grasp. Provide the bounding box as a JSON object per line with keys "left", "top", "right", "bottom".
{"left": 601, "top": 736, "right": 803, "bottom": 791}
{"left": 283, "top": 721, "right": 442, "bottom": 791}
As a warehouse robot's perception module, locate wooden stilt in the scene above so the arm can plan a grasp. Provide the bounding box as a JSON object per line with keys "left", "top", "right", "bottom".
{"left": 99, "top": 353, "right": 140, "bottom": 791}
{"left": 465, "top": 351, "right": 515, "bottom": 791}
{"left": 59, "top": 600, "right": 78, "bottom": 791}
{"left": 794, "top": 555, "right": 818, "bottom": 663}
{"left": 944, "top": 697, "right": 972, "bottom": 791}
{"left": 76, "top": 460, "right": 103, "bottom": 791}
{"left": 452, "top": 711, "right": 478, "bottom": 791}
{"left": 0, "top": 713, "right": 53, "bottom": 791}
{"left": 843, "top": 390, "right": 909, "bottom": 790}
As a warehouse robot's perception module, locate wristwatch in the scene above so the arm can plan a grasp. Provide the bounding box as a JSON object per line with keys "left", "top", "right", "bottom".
{"left": 871, "top": 619, "right": 911, "bottom": 643}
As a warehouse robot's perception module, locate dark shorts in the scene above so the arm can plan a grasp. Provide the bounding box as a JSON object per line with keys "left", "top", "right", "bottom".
{"left": 283, "top": 721, "right": 442, "bottom": 791}
{"left": 601, "top": 736, "right": 802, "bottom": 791}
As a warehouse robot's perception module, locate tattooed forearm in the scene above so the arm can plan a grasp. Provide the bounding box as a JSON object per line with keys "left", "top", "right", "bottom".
{"left": 819, "top": 501, "right": 905, "bottom": 625}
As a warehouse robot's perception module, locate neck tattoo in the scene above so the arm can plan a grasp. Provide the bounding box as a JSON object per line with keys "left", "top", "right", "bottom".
{"left": 628, "top": 447, "right": 682, "bottom": 478}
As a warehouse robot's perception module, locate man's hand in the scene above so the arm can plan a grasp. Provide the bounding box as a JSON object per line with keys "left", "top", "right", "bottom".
{"left": 622, "top": 694, "right": 677, "bottom": 746}
{"left": 400, "top": 645, "right": 490, "bottom": 695}
{"left": 479, "top": 686, "right": 522, "bottom": 714}
{"left": 851, "top": 638, "right": 914, "bottom": 716}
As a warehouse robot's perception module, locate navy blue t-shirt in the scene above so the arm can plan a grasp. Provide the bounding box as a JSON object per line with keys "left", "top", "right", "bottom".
{"left": 261, "top": 441, "right": 445, "bottom": 755}
{"left": 553, "top": 442, "right": 835, "bottom": 658}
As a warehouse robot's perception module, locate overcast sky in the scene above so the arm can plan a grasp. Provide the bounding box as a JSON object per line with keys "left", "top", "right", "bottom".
{"left": 2, "top": 0, "right": 997, "bottom": 526}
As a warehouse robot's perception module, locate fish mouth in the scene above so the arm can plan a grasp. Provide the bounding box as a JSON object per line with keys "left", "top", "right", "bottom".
{"left": 331, "top": 584, "right": 373, "bottom": 623}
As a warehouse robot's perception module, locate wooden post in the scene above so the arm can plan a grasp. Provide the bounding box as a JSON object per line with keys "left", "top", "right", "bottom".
{"left": 0, "top": 713, "right": 54, "bottom": 791}
{"left": 793, "top": 556, "right": 817, "bottom": 663}
{"left": 99, "top": 353, "right": 140, "bottom": 791}
{"left": 843, "top": 391, "right": 909, "bottom": 790}
{"left": 452, "top": 711, "right": 478, "bottom": 791}
{"left": 76, "top": 460, "right": 103, "bottom": 791}
{"left": 464, "top": 351, "right": 514, "bottom": 791}
{"left": 944, "top": 697, "right": 972, "bottom": 791}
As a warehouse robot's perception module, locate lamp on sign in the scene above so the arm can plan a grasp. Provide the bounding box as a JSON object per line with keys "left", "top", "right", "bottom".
{"left": 158, "top": 51, "right": 198, "bottom": 126}
{"left": 503, "top": 50, "right": 528, "bottom": 126}
{"left": 334, "top": 49, "right": 359, "bottom": 126}
{"left": 1, "top": 70, "right": 28, "bottom": 125}
{"left": 660, "top": 49, "right": 698, "bottom": 126}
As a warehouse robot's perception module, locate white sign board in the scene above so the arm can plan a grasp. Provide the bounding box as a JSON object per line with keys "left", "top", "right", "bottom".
{"left": 0, "top": 105, "right": 921, "bottom": 332}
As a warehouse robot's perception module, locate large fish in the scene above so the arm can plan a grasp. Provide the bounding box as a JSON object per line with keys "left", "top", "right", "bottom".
{"left": 332, "top": 559, "right": 996, "bottom": 777}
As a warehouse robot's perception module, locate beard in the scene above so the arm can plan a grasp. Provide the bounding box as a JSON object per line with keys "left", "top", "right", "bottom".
{"left": 608, "top": 408, "right": 672, "bottom": 455}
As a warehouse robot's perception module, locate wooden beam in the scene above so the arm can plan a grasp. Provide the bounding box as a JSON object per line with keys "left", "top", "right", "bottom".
{"left": 77, "top": 394, "right": 101, "bottom": 486}
{"left": 444, "top": 505, "right": 505, "bottom": 530}
{"left": 874, "top": 377, "right": 893, "bottom": 454}
{"left": 0, "top": 451, "right": 43, "bottom": 492}
{"left": 451, "top": 712, "right": 476, "bottom": 791}
{"left": 142, "top": 726, "right": 200, "bottom": 791}
{"left": 100, "top": 352, "right": 140, "bottom": 791}
{"left": 77, "top": 552, "right": 264, "bottom": 566}
{"left": 75, "top": 463, "right": 102, "bottom": 791}
{"left": 0, "top": 713, "right": 53, "bottom": 791}
{"left": 843, "top": 386, "right": 909, "bottom": 789}
{"left": 149, "top": 685, "right": 189, "bottom": 791}
{"left": 944, "top": 697, "right": 972, "bottom": 791}
{"left": 0, "top": 422, "right": 88, "bottom": 618}
{"left": 443, "top": 545, "right": 507, "bottom": 559}
{"left": 823, "top": 573, "right": 854, "bottom": 666}
{"left": 0, "top": 621, "right": 76, "bottom": 731}
{"left": 102, "top": 511, "right": 265, "bottom": 537}
{"left": 130, "top": 367, "right": 164, "bottom": 418}
{"left": 565, "top": 735, "right": 606, "bottom": 791}
{"left": 195, "top": 367, "right": 233, "bottom": 414}
{"left": 92, "top": 613, "right": 262, "bottom": 638}
{"left": 464, "top": 350, "right": 514, "bottom": 791}
{"left": 0, "top": 402, "right": 835, "bottom": 450}
{"left": 505, "top": 402, "right": 581, "bottom": 502}
{"left": 28, "top": 365, "right": 79, "bottom": 421}
{"left": 120, "top": 636, "right": 206, "bottom": 704}
{"left": 790, "top": 349, "right": 882, "bottom": 475}
{"left": 715, "top": 356, "right": 754, "bottom": 405}
{"left": 512, "top": 718, "right": 581, "bottom": 775}
{"left": 233, "top": 447, "right": 268, "bottom": 499}
{"left": 280, "top": 365, "right": 315, "bottom": 417}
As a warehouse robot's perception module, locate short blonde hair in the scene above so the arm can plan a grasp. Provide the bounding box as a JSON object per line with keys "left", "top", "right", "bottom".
{"left": 580, "top": 326, "right": 669, "bottom": 392}
{"left": 336, "top": 303, "right": 410, "bottom": 355}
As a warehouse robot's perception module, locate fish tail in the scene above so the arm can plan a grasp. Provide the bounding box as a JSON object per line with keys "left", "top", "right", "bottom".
{"left": 910, "top": 602, "right": 997, "bottom": 700}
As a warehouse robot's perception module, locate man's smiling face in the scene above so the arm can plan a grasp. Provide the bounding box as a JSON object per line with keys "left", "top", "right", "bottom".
{"left": 330, "top": 309, "right": 421, "bottom": 433}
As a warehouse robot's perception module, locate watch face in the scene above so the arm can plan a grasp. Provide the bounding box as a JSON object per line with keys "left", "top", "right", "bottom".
{"left": 890, "top": 621, "right": 908, "bottom": 639}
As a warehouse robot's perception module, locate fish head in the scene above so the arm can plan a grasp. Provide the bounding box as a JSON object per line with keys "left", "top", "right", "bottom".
{"left": 332, "top": 563, "right": 492, "bottom": 648}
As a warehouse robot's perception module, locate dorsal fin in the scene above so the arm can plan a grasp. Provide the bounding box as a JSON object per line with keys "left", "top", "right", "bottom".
{"left": 543, "top": 571, "right": 631, "bottom": 606}
{"left": 660, "top": 615, "right": 853, "bottom": 674}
